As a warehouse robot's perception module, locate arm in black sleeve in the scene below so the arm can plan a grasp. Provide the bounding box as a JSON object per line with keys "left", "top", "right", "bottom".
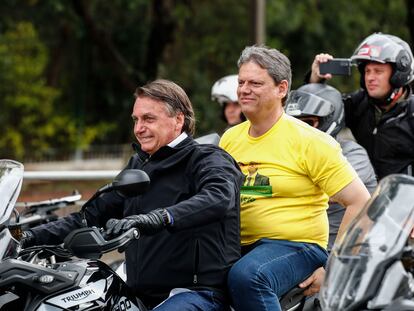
{"left": 28, "top": 156, "right": 140, "bottom": 245}
{"left": 166, "top": 147, "right": 243, "bottom": 231}
{"left": 30, "top": 212, "right": 84, "bottom": 245}
{"left": 30, "top": 190, "right": 125, "bottom": 245}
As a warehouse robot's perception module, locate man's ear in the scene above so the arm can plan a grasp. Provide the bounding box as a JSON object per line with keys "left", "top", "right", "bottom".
{"left": 277, "top": 80, "right": 289, "bottom": 100}
{"left": 175, "top": 112, "right": 185, "bottom": 131}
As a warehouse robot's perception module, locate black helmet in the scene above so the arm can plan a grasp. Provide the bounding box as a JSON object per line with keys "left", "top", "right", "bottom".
{"left": 351, "top": 33, "right": 414, "bottom": 88}
{"left": 285, "top": 83, "right": 345, "bottom": 137}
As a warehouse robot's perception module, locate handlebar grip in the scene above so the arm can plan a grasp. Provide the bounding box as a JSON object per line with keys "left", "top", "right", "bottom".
{"left": 117, "top": 228, "right": 140, "bottom": 253}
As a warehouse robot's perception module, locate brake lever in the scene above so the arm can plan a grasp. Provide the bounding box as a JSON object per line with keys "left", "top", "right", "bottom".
{"left": 100, "top": 227, "right": 140, "bottom": 253}
{"left": 100, "top": 227, "right": 110, "bottom": 240}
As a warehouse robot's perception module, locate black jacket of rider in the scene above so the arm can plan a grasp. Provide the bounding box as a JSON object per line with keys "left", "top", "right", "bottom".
{"left": 31, "top": 136, "right": 243, "bottom": 307}
{"left": 343, "top": 89, "right": 414, "bottom": 180}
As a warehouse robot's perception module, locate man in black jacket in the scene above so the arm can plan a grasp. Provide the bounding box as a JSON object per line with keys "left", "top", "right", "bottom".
{"left": 22, "top": 79, "right": 243, "bottom": 311}
{"left": 309, "top": 33, "right": 414, "bottom": 180}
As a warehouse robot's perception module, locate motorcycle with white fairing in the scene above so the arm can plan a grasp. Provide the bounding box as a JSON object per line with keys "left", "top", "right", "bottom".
{"left": 0, "top": 159, "right": 150, "bottom": 311}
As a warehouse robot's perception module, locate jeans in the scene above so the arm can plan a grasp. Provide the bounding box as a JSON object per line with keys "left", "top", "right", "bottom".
{"left": 227, "top": 239, "right": 328, "bottom": 311}
{"left": 152, "top": 289, "right": 228, "bottom": 311}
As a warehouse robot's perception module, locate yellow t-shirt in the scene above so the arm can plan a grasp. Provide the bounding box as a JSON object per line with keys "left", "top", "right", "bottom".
{"left": 219, "top": 113, "right": 357, "bottom": 249}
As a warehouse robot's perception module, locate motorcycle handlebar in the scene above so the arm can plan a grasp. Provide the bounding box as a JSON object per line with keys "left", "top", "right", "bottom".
{"left": 18, "top": 227, "right": 139, "bottom": 261}
{"left": 63, "top": 227, "right": 140, "bottom": 259}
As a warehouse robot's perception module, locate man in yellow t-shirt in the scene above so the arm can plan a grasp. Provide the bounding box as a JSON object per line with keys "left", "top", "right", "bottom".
{"left": 219, "top": 45, "right": 371, "bottom": 311}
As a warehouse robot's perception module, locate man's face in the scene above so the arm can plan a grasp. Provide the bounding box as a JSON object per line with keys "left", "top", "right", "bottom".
{"left": 298, "top": 116, "right": 320, "bottom": 129}
{"left": 247, "top": 163, "right": 258, "bottom": 175}
{"left": 237, "top": 61, "right": 288, "bottom": 120}
{"left": 132, "top": 96, "right": 184, "bottom": 155}
{"left": 224, "top": 101, "right": 243, "bottom": 125}
{"left": 364, "top": 62, "right": 393, "bottom": 100}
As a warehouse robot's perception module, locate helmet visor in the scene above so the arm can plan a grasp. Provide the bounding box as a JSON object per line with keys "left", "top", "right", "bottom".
{"left": 286, "top": 90, "right": 334, "bottom": 118}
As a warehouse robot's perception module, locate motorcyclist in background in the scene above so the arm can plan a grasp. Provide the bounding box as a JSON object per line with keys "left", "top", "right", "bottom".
{"left": 211, "top": 74, "right": 246, "bottom": 130}
{"left": 285, "top": 83, "right": 377, "bottom": 250}
{"left": 309, "top": 33, "right": 414, "bottom": 180}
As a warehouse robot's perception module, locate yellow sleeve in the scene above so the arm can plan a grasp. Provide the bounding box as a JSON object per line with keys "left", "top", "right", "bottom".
{"left": 302, "top": 134, "right": 357, "bottom": 197}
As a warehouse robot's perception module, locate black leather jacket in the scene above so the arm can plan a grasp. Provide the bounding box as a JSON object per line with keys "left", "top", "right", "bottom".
{"left": 32, "top": 136, "right": 243, "bottom": 306}
{"left": 344, "top": 89, "right": 414, "bottom": 180}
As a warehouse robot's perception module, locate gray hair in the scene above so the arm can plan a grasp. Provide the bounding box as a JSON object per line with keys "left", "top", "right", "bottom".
{"left": 238, "top": 45, "right": 292, "bottom": 104}
{"left": 134, "top": 79, "right": 196, "bottom": 136}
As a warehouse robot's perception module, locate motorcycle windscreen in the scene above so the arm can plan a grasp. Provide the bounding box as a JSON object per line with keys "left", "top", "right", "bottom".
{"left": 0, "top": 160, "right": 24, "bottom": 226}
{"left": 320, "top": 174, "right": 414, "bottom": 311}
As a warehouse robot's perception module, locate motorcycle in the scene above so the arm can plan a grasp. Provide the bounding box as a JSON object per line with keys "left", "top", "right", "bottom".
{"left": 11, "top": 157, "right": 409, "bottom": 311}
{"left": 319, "top": 174, "right": 414, "bottom": 311}
{"left": 12, "top": 191, "right": 82, "bottom": 230}
{"left": 0, "top": 159, "right": 150, "bottom": 310}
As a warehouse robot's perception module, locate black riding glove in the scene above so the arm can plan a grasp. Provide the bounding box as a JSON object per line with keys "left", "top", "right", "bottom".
{"left": 106, "top": 208, "right": 170, "bottom": 236}
{"left": 20, "top": 230, "right": 37, "bottom": 248}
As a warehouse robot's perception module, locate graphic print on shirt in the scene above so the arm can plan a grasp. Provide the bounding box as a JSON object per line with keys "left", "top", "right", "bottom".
{"left": 238, "top": 161, "right": 272, "bottom": 204}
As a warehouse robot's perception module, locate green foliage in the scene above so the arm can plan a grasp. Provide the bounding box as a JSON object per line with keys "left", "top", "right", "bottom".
{"left": 160, "top": 1, "right": 250, "bottom": 135}
{"left": 0, "top": 0, "right": 412, "bottom": 160}
{"left": 0, "top": 22, "right": 56, "bottom": 159}
{"left": 266, "top": 0, "right": 409, "bottom": 92}
{"left": 0, "top": 22, "right": 107, "bottom": 160}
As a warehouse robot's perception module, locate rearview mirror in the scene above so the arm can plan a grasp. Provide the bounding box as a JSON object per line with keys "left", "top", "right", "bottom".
{"left": 82, "top": 169, "right": 150, "bottom": 214}
{"left": 99, "top": 169, "right": 150, "bottom": 197}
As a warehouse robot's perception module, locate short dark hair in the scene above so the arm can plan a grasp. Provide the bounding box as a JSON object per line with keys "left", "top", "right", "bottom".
{"left": 238, "top": 45, "right": 292, "bottom": 104}
{"left": 134, "top": 79, "right": 196, "bottom": 136}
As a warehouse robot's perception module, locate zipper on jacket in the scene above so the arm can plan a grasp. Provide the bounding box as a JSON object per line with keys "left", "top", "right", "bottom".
{"left": 142, "top": 157, "right": 150, "bottom": 167}
{"left": 193, "top": 239, "right": 200, "bottom": 284}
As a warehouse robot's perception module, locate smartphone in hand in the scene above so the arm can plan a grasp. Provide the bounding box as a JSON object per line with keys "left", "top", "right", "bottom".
{"left": 319, "top": 58, "right": 352, "bottom": 76}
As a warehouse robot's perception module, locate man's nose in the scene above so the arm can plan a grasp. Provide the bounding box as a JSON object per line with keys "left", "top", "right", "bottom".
{"left": 365, "top": 72, "right": 374, "bottom": 80}
{"left": 239, "top": 82, "right": 251, "bottom": 94}
{"left": 134, "top": 121, "right": 145, "bottom": 133}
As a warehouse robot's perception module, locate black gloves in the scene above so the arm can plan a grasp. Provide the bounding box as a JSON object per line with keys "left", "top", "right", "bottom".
{"left": 20, "top": 230, "right": 37, "bottom": 248}
{"left": 106, "top": 209, "right": 170, "bottom": 236}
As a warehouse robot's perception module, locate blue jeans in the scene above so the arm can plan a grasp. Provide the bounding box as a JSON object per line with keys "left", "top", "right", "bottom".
{"left": 152, "top": 289, "right": 228, "bottom": 311}
{"left": 228, "top": 239, "right": 328, "bottom": 311}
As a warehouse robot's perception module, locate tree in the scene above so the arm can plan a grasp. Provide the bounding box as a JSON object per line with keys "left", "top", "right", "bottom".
{"left": 0, "top": 0, "right": 412, "bottom": 160}
{"left": 266, "top": 0, "right": 410, "bottom": 92}
{"left": 0, "top": 22, "right": 106, "bottom": 160}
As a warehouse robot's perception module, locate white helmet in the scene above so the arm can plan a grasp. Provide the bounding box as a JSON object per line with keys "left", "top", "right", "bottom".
{"left": 211, "top": 74, "right": 238, "bottom": 105}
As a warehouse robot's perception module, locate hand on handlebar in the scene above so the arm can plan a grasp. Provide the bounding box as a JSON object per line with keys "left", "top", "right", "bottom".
{"left": 20, "top": 230, "right": 37, "bottom": 248}
{"left": 105, "top": 209, "right": 170, "bottom": 237}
